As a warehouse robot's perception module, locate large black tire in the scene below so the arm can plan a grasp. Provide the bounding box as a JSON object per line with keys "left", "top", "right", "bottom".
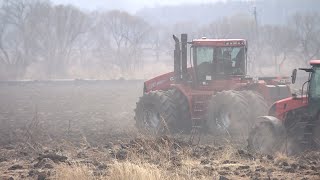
{"left": 134, "top": 91, "right": 177, "bottom": 136}
{"left": 240, "top": 90, "right": 268, "bottom": 127}
{"left": 167, "top": 89, "right": 192, "bottom": 133}
{"left": 247, "top": 116, "right": 286, "bottom": 154}
{"left": 206, "top": 90, "right": 250, "bottom": 138}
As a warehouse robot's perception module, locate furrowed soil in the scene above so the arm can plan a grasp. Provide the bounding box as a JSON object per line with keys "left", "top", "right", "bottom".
{"left": 0, "top": 81, "right": 319, "bottom": 180}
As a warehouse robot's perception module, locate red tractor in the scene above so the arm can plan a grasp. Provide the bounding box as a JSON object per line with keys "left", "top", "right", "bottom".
{"left": 135, "top": 34, "right": 291, "bottom": 138}
{"left": 248, "top": 60, "right": 320, "bottom": 154}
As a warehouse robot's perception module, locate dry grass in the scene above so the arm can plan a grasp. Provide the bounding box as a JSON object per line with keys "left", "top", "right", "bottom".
{"left": 274, "top": 152, "right": 293, "bottom": 166}
{"left": 108, "top": 161, "right": 165, "bottom": 180}
{"left": 54, "top": 161, "right": 184, "bottom": 180}
{"left": 54, "top": 163, "right": 96, "bottom": 180}
{"left": 218, "top": 143, "right": 237, "bottom": 161}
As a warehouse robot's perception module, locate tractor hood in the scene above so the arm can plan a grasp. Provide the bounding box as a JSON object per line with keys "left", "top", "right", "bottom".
{"left": 269, "top": 96, "right": 308, "bottom": 121}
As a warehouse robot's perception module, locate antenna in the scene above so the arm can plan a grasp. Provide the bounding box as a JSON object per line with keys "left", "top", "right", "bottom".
{"left": 253, "top": 6, "right": 259, "bottom": 37}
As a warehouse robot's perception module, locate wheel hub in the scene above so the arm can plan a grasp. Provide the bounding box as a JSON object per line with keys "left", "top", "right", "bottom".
{"left": 216, "top": 110, "right": 231, "bottom": 130}
{"left": 143, "top": 109, "right": 161, "bottom": 133}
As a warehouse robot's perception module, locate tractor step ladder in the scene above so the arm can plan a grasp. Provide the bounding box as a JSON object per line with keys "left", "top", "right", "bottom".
{"left": 189, "top": 98, "right": 207, "bottom": 145}
{"left": 189, "top": 118, "right": 204, "bottom": 145}
{"left": 193, "top": 101, "right": 205, "bottom": 111}
{"left": 300, "top": 116, "right": 315, "bottom": 148}
{"left": 189, "top": 93, "right": 211, "bottom": 145}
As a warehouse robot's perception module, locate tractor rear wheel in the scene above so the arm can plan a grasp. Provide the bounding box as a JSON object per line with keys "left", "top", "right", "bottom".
{"left": 247, "top": 116, "right": 286, "bottom": 154}
{"left": 207, "top": 90, "right": 250, "bottom": 139}
{"left": 134, "top": 91, "right": 177, "bottom": 136}
{"left": 240, "top": 90, "right": 268, "bottom": 125}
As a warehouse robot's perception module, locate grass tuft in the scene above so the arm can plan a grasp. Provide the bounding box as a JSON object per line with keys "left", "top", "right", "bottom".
{"left": 108, "top": 161, "right": 164, "bottom": 180}
{"left": 54, "top": 163, "right": 95, "bottom": 180}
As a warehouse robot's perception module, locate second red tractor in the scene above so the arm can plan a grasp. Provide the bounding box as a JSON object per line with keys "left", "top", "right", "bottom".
{"left": 248, "top": 60, "right": 320, "bottom": 154}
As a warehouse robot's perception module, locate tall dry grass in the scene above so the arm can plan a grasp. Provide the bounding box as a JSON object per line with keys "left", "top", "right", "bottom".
{"left": 54, "top": 163, "right": 95, "bottom": 180}
{"left": 52, "top": 137, "right": 258, "bottom": 180}
{"left": 54, "top": 161, "right": 183, "bottom": 180}
{"left": 108, "top": 161, "right": 165, "bottom": 180}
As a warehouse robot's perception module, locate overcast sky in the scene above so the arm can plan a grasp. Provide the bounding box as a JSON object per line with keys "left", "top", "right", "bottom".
{"left": 51, "top": 0, "right": 227, "bottom": 13}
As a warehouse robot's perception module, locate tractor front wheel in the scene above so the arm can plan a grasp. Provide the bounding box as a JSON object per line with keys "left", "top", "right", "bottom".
{"left": 247, "top": 116, "right": 286, "bottom": 154}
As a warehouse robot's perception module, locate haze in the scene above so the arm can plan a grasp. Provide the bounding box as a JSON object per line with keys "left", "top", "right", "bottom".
{"left": 52, "top": 0, "right": 224, "bottom": 12}
{"left": 0, "top": 0, "right": 319, "bottom": 80}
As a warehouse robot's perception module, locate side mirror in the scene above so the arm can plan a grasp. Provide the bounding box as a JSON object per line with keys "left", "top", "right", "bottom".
{"left": 291, "top": 69, "right": 297, "bottom": 84}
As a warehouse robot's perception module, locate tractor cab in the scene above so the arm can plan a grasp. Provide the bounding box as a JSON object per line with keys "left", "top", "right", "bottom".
{"left": 172, "top": 34, "right": 250, "bottom": 91}
{"left": 191, "top": 38, "right": 247, "bottom": 84}
{"left": 291, "top": 60, "right": 320, "bottom": 103}
{"left": 309, "top": 60, "right": 320, "bottom": 102}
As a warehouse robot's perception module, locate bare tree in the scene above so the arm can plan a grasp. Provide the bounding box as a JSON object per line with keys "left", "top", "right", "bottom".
{"left": 146, "top": 26, "right": 171, "bottom": 62}
{"left": 43, "top": 5, "right": 90, "bottom": 77}
{"left": 102, "top": 10, "right": 151, "bottom": 72}
{"left": 290, "top": 12, "right": 320, "bottom": 64}
{"left": 0, "top": 0, "right": 33, "bottom": 79}
{"left": 0, "top": 0, "right": 90, "bottom": 79}
{"left": 125, "top": 15, "right": 150, "bottom": 70}
{"left": 262, "top": 25, "right": 297, "bottom": 74}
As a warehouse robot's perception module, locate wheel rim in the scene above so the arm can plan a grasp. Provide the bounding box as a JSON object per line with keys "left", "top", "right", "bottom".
{"left": 252, "top": 128, "right": 269, "bottom": 151}
{"left": 251, "top": 125, "right": 276, "bottom": 154}
{"left": 216, "top": 110, "right": 231, "bottom": 130}
{"left": 214, "top": 105, "right": 248, "bottom": 132}
{"left": 143, "top": 108, "right": 162, "bottom": 134}
{"left": 215, "top": 108, "right": 247, "bottom": 137}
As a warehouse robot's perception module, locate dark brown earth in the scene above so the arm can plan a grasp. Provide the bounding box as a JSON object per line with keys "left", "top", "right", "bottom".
{"left": 0, "top": 81, "right": 319, "bottom": 180}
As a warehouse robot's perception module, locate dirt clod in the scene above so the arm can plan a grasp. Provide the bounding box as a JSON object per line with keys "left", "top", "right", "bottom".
{"left": 200, "top": 159, "right": 210, "bottom": 165}
{"left": 0, "top": 157, "right": 7, "bottom": 162}
{"left": 37, "top": 171, "right": 47, "bottom": 180}
{"left": 283, "top": 166, "right": 295, "bottom": 173}
{"left": 116, "top": 149, "right": 128, "bottom": 160}
{"left": 8, "top": 164, "right": 23, "bottom": 170}
{"left": 219, "top": 175, "right": 229, "bottom": 180}
{"left": 97, "top": 163, "right": 108, "bottom": 170}
{"left": 34, "top": 158, "right": 55, "bottom": 169}
{"left": 267, "top": 155, "right": 274, "bottom": 160}
{"left": 104, "top": 142, "right": 114, "bottom": 149}
{"left": 38, "top": 154, "right": 67, "bottom": 163}
{"left": 222, "top": 160, "right": 237, "bottom": 164}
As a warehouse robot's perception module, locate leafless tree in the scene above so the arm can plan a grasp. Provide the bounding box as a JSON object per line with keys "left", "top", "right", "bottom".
{"left": 42, "top": 5, "right": 90, "bottom": 77}
{"left": 290, "top": 12, "right": 320, "bottom": 64}
{"left": 0, "top": 0, "right": 90, "bottom": 79}
{"left": 261, "top": 25, "right": 297, "bottom": 74}
{"left": 101, "top": 10, "right": 151, "bottom": 72}
{"left": 0, "top": 0, "right": 33, "bottom": 79}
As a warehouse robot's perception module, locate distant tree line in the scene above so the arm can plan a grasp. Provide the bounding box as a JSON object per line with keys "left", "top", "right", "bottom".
{"left": 0, "top": 0, "right": 319, "bottom": 80}
{"left": 0, "top": 0, "right": 151, "bottom": 79}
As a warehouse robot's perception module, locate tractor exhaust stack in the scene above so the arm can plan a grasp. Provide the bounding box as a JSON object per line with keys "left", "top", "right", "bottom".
{"left": 173, "top": 35, "right": 181, "bottom": 82}
{"left": 181, "top": 34, "right": 188, "bottom": 81}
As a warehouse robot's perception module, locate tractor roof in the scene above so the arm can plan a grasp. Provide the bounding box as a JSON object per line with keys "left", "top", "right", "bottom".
{"left": 191, "top": 38, "right": 246, "bottom": 47}
{"left": 310, "top": 60, "right": 320, "bottom": 65}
